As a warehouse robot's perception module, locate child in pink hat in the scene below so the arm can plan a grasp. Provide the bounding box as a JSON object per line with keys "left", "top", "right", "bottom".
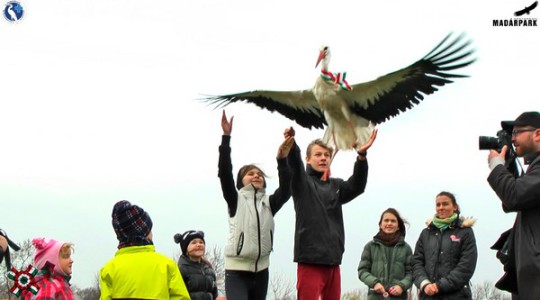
{"left": 22, "top": 237, "right": 74, "bottom": 300}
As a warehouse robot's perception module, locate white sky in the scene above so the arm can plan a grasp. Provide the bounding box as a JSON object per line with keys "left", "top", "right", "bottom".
{"left": 1, "top": 0, "right": 538, "bottom": 295}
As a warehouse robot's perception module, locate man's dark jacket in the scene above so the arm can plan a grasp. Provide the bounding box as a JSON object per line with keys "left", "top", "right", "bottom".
{"left": 488, "top": 152, "right": 540, "bottom": 300}
{"left": 287, "top": 142, "right": 368, "bottom": 265}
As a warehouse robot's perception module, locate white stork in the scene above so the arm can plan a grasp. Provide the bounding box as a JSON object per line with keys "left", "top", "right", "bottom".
{"left": 205, "top": 33, "right": 475, "bottom": 151}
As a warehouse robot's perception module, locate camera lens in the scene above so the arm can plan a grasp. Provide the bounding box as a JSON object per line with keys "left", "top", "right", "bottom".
{"left": 479, "top": 136, "right": 500, "bottom": 150}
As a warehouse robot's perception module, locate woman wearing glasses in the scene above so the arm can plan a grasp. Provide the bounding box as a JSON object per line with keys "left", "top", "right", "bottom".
{"left": 174, "top": 230, "right": 218, "bottom": 300}
{"left": 219, "top": 110, "right": 293, "bottom": 300}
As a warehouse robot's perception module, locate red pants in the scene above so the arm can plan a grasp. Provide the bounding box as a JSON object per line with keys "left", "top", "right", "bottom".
{"left": 297, "top": 263, "right": 341, "bottom": 300}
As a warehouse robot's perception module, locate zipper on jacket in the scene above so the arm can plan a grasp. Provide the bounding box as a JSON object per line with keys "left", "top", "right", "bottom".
{"left": 433, "top": 230, "right": 442, "bottom": 282}
{"left": 386, "top": 246, "right": 394, "bottom": 288}
{"left": 253, "top": 184, "right": 262, "bottom": 272}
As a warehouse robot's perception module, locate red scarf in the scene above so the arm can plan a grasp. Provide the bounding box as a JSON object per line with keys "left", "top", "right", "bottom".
{"left": 375, "top": 230, "right": 401, "bottom": 247}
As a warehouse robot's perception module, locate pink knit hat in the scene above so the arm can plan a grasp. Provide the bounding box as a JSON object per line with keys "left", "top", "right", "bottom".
{"left": 32, "top": 238, "right": 66, "bottom": 275}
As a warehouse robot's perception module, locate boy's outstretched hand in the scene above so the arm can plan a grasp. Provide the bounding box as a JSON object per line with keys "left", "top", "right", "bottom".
{"left": 221, "top": 110, "right": 234, "bottom": 136}
{"left": 356, "top": 128, "right": 378, "bottom": 154}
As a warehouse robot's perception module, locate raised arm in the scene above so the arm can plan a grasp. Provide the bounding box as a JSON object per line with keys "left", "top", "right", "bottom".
{"left": 269, "top": 131, "right": 294, "bottom": 215}
{"left": 488, "top": 157, "right": 540, "bottom": 211}
{"left": 218, "top": 110, "right": 239, "bottom": 217}
{"left": 285, "top": 127, "right": 305, "bottom": 176}
{"left": 338, "top": 129, "right": 378, "bottom": 203}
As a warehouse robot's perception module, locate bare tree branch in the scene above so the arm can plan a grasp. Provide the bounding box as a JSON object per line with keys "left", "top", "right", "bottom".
{"left": 205, "top": 244, "right": 225, "bottom": 296}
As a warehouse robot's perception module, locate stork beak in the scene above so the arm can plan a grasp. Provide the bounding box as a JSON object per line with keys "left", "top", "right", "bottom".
{"left": 316, "top": 50, "right": 325, "bottom": 68}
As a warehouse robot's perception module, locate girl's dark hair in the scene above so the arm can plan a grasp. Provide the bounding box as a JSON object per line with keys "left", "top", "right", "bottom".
{"left": 236, "top": 164, "right": 267, "bottom": 190}
{"left": 378, "top": 208, "right": 408, "bottom": 237}
{"left": 436, "top": 191, "right": 460, "bottom": 213}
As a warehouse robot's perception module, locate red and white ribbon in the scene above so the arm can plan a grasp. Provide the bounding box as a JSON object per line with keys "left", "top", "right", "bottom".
{"left": 321, "top": 70, "right": 352, "bottom": 91}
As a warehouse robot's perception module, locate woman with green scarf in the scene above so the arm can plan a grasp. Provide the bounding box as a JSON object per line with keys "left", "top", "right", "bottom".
{"left": 412, "top": 191, "right": 477, "bottom": 300}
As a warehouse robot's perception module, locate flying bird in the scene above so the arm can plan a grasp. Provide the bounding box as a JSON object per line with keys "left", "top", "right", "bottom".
{"left": 204, "top": 33, "right": 475, "bottom": 151}
{"left": 514, "top": 1, "right": 537, "bottom": 16}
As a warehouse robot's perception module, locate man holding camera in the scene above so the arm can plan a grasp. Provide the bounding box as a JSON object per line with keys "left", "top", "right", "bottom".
{"left": 487, "top": 111, "right": 540, "bottom": 300}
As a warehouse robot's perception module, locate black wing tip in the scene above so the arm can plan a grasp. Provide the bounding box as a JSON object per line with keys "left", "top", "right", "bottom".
{"left": 420, "top": 32, "right": 476, "bottom": 78}
{"left": 194, "top": 94, "right": 234, "bottom": 110}
{"left": 424, "top": 32, "right": 475, "bottom": 60}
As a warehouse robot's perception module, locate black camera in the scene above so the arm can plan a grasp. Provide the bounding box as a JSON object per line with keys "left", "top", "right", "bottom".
{"left": 479, "top": 129, "right": 512, "bottom": 152}
{"left": 479, "top": 129, "right": 520, "bottom": 178}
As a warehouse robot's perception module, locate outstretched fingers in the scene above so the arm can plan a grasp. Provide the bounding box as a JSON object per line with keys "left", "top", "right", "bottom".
{"left": 221, "top": 110, "right": 234, "bottom": 135}
{"left": 277, "top": 136, "right": 295, "bottom": 158}
{"left": 357, "top": 128, "right": 378, "bottom": 153}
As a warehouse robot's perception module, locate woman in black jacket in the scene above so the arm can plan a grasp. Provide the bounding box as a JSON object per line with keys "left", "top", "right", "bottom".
{"left": 412, "top": 191, "right": 477, "bottom": 300}
{"left": 174, "top": 230, "right": 218, "bottom": 300}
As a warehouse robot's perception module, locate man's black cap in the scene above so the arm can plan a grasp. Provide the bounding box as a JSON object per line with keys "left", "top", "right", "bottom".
{"left": 501, "top": 111, "right": 540, "bottom": 130}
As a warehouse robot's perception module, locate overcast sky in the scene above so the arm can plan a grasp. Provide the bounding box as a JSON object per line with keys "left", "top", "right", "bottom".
{"left": 1, "top": 0, "right": 539, "bottom": 295}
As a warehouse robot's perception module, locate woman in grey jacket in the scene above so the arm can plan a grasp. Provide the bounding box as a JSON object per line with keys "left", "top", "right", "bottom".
{"left": 358, "top": 208, "right": 413, "bottom": 299}
{"left": 412, "top": 191, "right": 477, "bottom": 300}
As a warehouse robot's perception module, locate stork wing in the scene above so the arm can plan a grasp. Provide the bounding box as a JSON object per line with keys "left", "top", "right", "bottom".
{"left": 203, "top": 89, "right": 326, "bottom": 129}
{"left": 340, "top": 33, "right": 475, "bottom": 124}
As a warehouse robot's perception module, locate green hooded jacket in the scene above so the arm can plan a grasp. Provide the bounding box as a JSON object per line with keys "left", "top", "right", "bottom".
{"left": 358, "top": 235, "right": 413, "bottom": 299}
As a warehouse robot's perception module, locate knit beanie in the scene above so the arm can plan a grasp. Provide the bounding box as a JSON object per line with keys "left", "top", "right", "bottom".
{"left": 174, "top": 230, "right": 205, "bottom": 256}
{"left": 112, "top": 200, "right": 153, "bottom": 248}
{"left": 32, "top": 238, "right": 65, "bottom": 275}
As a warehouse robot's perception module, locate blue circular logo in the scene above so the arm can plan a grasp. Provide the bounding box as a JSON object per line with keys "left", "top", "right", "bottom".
{"left": 3, "top": 1, "right": 24, "bottom": 22}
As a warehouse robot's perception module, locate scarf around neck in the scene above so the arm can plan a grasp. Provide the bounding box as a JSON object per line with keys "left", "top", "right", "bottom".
{"left": 432, "top": 213, "right": 458, "bottom": 230}
{"left": 375, "top": 230, "right": 402, "bottom": 247}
